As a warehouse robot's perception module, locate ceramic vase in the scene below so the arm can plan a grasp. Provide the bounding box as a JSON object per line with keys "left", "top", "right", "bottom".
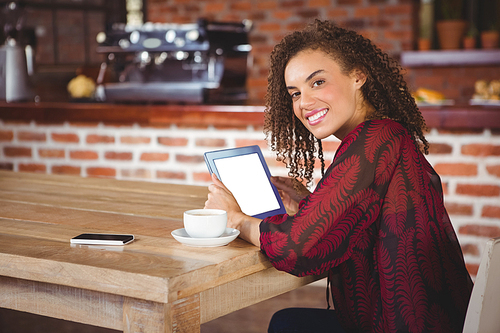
{"left": 436, "top": 20, "right": 468, "bottom": 49}
{"left": 481, "top": 31, "right": 499, "bottom": 49}
{"left": 463, "top": 36, "right": 476, "bottom": 49}
{"left": 418, "top": 38, "right": 432, "bottom": 51}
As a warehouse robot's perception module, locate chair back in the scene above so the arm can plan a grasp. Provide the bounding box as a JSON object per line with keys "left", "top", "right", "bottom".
{"left": 463, "top": 237, "right": 500, "bottom": 333}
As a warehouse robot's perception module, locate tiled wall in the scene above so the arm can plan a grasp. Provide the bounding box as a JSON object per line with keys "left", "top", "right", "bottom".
{"left": 1, "top": 119, "right": 500, "bottom": 277}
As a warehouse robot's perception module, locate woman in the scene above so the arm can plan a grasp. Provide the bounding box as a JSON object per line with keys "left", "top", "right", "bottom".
{"left": 205, "top": 20, "right": 473, "bottom": 333}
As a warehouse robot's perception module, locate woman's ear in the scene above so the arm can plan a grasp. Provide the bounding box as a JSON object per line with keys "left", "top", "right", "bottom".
{"left": 352, "top": 69, "right": 367, "bottom": 89}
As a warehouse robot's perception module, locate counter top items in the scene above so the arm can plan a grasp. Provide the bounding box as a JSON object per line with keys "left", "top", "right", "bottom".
{"left": 67, "top": 74, "right": 96, "bottom": 99}
{"left": 171, "top": 228, "right": 240, "bottom": 247}
{"left": 70, "top": 233, "right": 135, "bottom": 246}
{"left": 183, "top": 208, "right": 227, "bottom": 238}
{"left": 412, "top": 87, "right": 454, "bottom": 106}
{"left": 0, "top": 2, "right": 35, "bottom": 103}
{"left": 471, "top": 79, "right": 500, "bottom": 106}
{"left": 95, "top": 19, "right": 252, "bottom": 104}
{"left": 0, "top": 42, "right": 34, "bottom": 102}
{"left": 0, "top": 170, "right": 320, "bottom": 332}
{"left": 480, "top": 30, "right": 499, "bottom": 49}
{"left": 204, "top": 145, "right": 286, "bottom": 219}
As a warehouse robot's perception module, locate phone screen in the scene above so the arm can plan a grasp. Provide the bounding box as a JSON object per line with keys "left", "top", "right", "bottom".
{"left": 70, "top": 233, "right": 134, "bottom": 245}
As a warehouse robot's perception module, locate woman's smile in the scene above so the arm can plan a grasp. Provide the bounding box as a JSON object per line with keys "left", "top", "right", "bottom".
{"left": 306, "top": 108, "right": 329, "bottom": 125}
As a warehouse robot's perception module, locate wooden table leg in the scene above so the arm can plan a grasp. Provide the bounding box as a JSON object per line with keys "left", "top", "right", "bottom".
{"left": 123, "top": 294, "right": 200, "bottom": 333}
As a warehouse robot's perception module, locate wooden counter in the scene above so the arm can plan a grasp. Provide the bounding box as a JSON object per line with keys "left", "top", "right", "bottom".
{"left": 1, "top": 102, "right": 500, "bottom": 129}
{"left": 0, "top": 102, "right": 265, "bottom": 128}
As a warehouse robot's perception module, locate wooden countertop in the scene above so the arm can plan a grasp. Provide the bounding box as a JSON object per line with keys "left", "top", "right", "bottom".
{"left": 1, "top": 102, "right": 499, "bottom": 129}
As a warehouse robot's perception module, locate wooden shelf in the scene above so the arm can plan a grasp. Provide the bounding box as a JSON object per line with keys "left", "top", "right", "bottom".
{"left": 0, "top": 102, "right": 265, "bottom": 128}
{"left": 400, "top": 49, "right": 500, "bottom": 67}
{"left": 418, "top": 105, "right": 500, "bottom": 129}
{"left": 1, "top": 102, "right": 499, "bottom": 129}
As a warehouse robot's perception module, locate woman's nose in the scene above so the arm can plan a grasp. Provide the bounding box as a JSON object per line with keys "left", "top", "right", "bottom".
{"left": 299, "top": 92, "right": 314, "bottom": 110}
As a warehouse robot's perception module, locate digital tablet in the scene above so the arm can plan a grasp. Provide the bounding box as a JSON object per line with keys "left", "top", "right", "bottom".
{"left": 204, "top": 145, "right": 286, "bottom": 219}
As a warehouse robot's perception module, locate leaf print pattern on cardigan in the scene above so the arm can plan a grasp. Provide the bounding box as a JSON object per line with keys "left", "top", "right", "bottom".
{"left": 260, "top": 119, "right": 473, "bottom": 333}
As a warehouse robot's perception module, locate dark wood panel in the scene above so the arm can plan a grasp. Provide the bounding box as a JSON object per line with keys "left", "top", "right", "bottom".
{"left": 419, "top": 106, "right": 500, "bottom": 129}
{"left": 1, "top": 102, "right": 499, "bottom": 129}
{"left": 0, "top": 102, "right": 265, "bottom": 127}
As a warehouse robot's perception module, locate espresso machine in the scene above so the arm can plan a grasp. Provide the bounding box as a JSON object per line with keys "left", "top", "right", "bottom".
{"left": 96, "top": 19, "right": 252, "bottom": 104}
{"left": 0, "top": 1, "right": 35, "bottom": 102}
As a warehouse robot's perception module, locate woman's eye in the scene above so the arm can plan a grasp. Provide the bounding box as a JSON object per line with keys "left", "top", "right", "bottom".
{"left": 290, "top": 91, "right": 300, "bottom": 99}
{"left": 313, "top": 80, "right": 325, "bottom": 87}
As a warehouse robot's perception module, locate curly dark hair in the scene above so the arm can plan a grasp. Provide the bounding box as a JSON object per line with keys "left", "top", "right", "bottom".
{"left": 263, "top": 19, "right": 428, "bottom": 187}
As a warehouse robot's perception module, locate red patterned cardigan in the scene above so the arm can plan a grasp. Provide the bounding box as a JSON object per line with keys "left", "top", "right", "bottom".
{"left": 260, "top": 119, "right": 473, "bottom": 333}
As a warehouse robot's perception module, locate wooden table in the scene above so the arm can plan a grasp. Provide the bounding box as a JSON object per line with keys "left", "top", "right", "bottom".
{"left": 0, "top": 170, "right": 319, "bottom": 332}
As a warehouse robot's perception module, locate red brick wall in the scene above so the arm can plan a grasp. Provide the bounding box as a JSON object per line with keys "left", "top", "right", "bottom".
{"left": 146, "top": 0, "right": 418, "bottom": 104}
{"left": 2, "top": 118, "right": 500, "bottom": 278}
{"left": 424, "top": 128, "right": 500, "bottom": 276}
{"left": 147, "top": 0, "right": 500, "bottom": 106}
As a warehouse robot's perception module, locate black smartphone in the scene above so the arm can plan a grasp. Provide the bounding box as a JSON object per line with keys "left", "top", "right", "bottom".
{"left": 70, "top": 233, "right": 134, "bottom": 246}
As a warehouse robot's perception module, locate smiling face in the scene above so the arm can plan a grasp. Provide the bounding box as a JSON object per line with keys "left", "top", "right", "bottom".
{"left": 284, "top": 49, "right": 371, "bottom": 140}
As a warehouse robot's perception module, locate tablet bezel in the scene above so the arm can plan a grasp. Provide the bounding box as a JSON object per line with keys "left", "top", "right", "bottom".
{"left": 204, "top": 145, "right": 286, "bottom": 219}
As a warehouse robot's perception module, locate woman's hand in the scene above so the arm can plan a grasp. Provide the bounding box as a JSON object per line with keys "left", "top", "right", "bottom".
{"left": 205, "top": 173, "right": 261, "bottom": 246}
{"left": 271, "top": 176, "right": 311, "bottom": 215}
{"left": 204, "top": 173, "right": 243, "bottom": 228}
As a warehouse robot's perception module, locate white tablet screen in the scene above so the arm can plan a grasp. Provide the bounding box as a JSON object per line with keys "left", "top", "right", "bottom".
{"left": 214, "top": 153, "right": 281, "bottom": 216}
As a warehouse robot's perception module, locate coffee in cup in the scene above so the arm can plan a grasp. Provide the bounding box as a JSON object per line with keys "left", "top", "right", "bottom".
{"left": 183, "top": 209, "right": 227, "bottom": 238}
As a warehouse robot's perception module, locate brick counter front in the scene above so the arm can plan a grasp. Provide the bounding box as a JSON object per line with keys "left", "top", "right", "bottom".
{"left": 1, "top": 102, "right": 500, "bottom": 278}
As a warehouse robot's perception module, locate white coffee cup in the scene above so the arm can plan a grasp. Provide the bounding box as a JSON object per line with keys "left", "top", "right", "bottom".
{"left": 183, "top": 209, "right": 227, "bottom": 238}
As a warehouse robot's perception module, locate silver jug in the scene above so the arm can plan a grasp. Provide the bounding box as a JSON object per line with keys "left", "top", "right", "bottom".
{"left": 0, "top": 40, "right": 34, "bottom": 102}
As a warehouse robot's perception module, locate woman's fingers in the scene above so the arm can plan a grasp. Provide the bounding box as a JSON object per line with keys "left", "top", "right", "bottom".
{"left": 206, "top": 173, "right": 241, "bottom": 212}
{"left": 210, "top": 173, "right": 226, "bottom": 189}
{"left": 271, "top": 176, "right": 310, "bottom": 203}
{"left": 271, "top": 176, "right": 294, "bottom": 193}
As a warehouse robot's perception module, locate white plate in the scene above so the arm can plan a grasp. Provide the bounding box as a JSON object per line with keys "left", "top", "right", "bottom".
{"left": 469, "top": 99, "right": 500, "bottom": 106}
{"left": 416, "top": 99, "right": 455, "bottom": 107}
{"left": 171, "top": 228, "right": 240, "bottom": 247}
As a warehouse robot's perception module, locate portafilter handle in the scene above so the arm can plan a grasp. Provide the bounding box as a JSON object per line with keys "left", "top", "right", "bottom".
{"left": 97, "top": 62, "right": 107, "bottom": 85}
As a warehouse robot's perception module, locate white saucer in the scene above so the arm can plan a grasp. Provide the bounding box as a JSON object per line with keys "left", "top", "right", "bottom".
{"left": 171, "top": 228, "right": 240, "bottom": 247}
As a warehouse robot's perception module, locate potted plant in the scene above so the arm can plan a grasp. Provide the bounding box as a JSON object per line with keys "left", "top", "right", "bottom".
{"left": 418, "top": 0, "right": 434, "bottom": 51}
{"left": 435, "top": 0, "right": 468, "bottom": 49}
{"left": 463, "top": 25, "right": 478, "bottom": 49}
{"left": 481, "top": 25, "right": 499, "bottom": 49}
